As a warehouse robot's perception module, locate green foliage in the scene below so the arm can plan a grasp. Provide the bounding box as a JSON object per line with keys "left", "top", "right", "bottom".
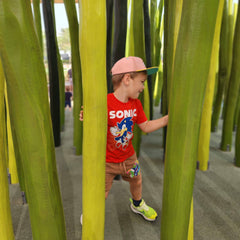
{"left": 57, "top": 28, "right": 71, "bottom": 52}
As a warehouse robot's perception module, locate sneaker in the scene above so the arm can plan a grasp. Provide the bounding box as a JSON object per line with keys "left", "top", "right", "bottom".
{"left": 130, "top": 198, "right": 158, "bottom": 221}
{"left": 80, "top": 214, "right": 83, "bottom": 225}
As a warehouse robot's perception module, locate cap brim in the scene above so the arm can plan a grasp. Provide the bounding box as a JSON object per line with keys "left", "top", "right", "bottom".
{"left": 136, "top": 67, "right": 159, "bottom": 75}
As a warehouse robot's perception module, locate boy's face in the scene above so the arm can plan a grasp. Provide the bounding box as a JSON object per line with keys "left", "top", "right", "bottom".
{"left": 128, "top": 72, "right": 147, "bottom": 99}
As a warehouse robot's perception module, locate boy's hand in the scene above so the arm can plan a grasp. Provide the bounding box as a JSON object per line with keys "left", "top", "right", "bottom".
{"left": 138, "top": 114, "right": 169, "bottom": 133}
{"left": 163, "top": 114, "right": 169, "bottom": 126}
{"left": 79, "top": 106, "right": 83, "bottom": 121}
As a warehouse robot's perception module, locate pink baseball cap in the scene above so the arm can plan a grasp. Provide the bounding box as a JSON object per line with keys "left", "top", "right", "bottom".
{"left": 111, "top": 56, "right": 158, "bottom": 76}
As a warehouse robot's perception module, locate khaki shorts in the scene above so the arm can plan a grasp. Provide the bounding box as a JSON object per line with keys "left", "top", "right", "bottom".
{"left": 105, "top": 152, "right": 142, "bottom": 199}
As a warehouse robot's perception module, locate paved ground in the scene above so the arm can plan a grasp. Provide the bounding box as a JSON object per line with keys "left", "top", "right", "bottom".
{"left": 9, "top": 106, "right": 240, "bottom": 239}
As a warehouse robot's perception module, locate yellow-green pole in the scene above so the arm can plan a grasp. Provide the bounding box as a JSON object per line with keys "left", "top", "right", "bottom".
{"left": 143, "top": 81, "right": 150, "bottom": 133}
{"left": 187, "top": 198, "right": 194, "bottom": 240}
{"left": 0, "top": 60, "right": 15, "bottom": 240}
{"left": 154, "top": 19, "right": 164, "bottom": 107}
{"left": 161, "top": 1, "right": 224, "bottom": 239}
{"left": 221, "top": 1, "right": 240, "bottom": 151}
{"left": 198, "top": 4, "right": 223, "bottom": 171}
{"left": 150, "top": 0, "right": 157, "bottom": 67}
{"left": 166, "top": 0, "right": 183, "bottom": 102}
{"left": 79, "top": 1, "right": 107, "bottom": 239}
{"left": 63, "top": 0, "right": 83, "bottom": 155}
{"left": 211, "top": 0, "right": 229, "bottom": 132}
{"left": 32, "top": 0, "right": 43, "bottom": 52}
{"left": 0, "top": 1, "right": 67, "bottom": 239}
{"left": 5, "top": 85, "right": 19, "bottom": 184}
{"left": 126, "top": 0, "right": 134, "bottom": 57}
{"left": 235, "top": 111, "right": 240, "bottom": 167}
{"left": 131, "top": 0, "right": 146, "bottom": 156}
{"left": 222, "top": 0, "right": 235, "bottom": 121}
{"left": 162, "top": 0, "right": 183, "bottom": 151}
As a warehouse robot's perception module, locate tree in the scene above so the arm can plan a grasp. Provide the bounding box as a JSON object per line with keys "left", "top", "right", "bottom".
{"left": 58, "top": 28, "right": 71, "bottom": 52}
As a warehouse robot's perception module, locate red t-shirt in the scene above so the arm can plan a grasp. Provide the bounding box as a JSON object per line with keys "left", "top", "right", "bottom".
{"left": 106, "top": 93, "right": 147, "bottom": 163}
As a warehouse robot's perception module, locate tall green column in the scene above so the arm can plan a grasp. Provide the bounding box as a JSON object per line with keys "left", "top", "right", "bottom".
{"left": 32, "top": 0, "right": 43, "bottom": 52}
{"left": 235, "top": 111, "right": 240, "bottom": 167}
{"left": 161, "top": 1, "right": 224, "bottom": 239}
{"left": 162, "top": 0, "right": 183, "bottom": 151}
{"left": 42, "top": 0, "right": 61, "bottom": 146}
{"left": 63, "top": 0, "right": 83, "bottom": 155}
{"left": 5, "top": 86, "right": 19, "bottom": 184}
{"left": 150, "top": 0, "right": 157, "bottom": 68}
{"left": 198, "top": 8, "right": 223, "bottom": 170}
{"left": 0, "top": 1, "right": 66, "bottom": 239}
{"left": 0, "top": 61, "right": 14, "bottom": 240}
{"left": 131, "top": 0, "right": 146, "bottom": 156}
{"left": 79, "top": 1, "right": 107, "bottom": 239}
{"left": 211, "top": 0, "right": 229, "bottom": 132}
{"left": 221, "top": 1, "right": 240, "bottom": 151}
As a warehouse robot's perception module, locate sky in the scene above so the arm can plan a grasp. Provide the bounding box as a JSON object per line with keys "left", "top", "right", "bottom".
{"left": 54, "top": 3, "right": 79, "bottom": 34}
{"left": 39, "top": 3, "right": 79, "bottom": 35}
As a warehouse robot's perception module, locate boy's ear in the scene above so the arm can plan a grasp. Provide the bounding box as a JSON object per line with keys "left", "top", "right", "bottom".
{"left": 122, "top": 73, "right": 131, "bottom": 86}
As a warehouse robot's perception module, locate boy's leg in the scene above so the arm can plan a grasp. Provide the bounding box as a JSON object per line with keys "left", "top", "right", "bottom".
{"left": 105, "top": 162, "right": 121, "bottom": 198}
{"left": 122, "top": 153, "right": 158, "bottom": 221}
{"left": 121, "top": 153, "right": 142, "bottom": 200}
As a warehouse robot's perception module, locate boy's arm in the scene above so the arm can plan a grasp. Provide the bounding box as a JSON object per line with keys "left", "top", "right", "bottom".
{"left": 138, "top": 115, "right": 168, "bottom": 133}
{"left": 79, "top": 106, "right": 83, "bottom": 121}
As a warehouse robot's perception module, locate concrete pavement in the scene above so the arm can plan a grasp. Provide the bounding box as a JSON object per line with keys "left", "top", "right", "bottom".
{"left": 9, "top": 106, "right": 240, "bottom": 239}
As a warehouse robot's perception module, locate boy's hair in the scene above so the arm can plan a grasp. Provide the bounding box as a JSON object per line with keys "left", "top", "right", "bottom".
{"left": 112, "top": 71, "right": 147, "bottom": 90}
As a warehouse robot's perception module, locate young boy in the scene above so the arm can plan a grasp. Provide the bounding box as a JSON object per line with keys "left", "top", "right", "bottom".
{"left": 80, "top": 56, "right": 168, "bottom": 221}
{"left": 65, "top": 86, "right": 73, "bottom": 109}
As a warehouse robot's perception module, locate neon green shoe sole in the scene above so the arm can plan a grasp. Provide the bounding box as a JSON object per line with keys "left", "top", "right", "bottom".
{"left": 130, "top": 198, "right": 158, "bottom": 221}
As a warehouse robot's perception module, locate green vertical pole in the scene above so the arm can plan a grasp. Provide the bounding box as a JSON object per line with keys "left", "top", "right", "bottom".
{"left": 106, "top": 0, "right": 114, "bottom": 92}
{"left": 126, "top": 0, "right": 134, "bottom": 57}
{"left": 222, "top": 0, "right": 235, "bottom": 120}
{"left": 198, "top": 8, "right": 222, "bottom": 170}
{"left": 235, "top": 111, "right": 240, "bottom": 167}
{"left": 131, "top": 0, "right": 146, "bottom": 156}
{"left": 154, "top": 16, "right": 164, "bottom": 107}
{"left": 112, "top": 0, "right": 128, "bottom": 65}
{"left": 42, "top": 0, "right": 61, "bottom": 146}
{"left": 5, "top": 86, "right": 19, "bottom": 184}
{"left": 187, "top": 198, "right": 194, "bottom": 240}
{"left": 161, "top": 1, "right": 224, "bottom": 239}
{"left": 211, "top": 0, "right": 229, "bottom": 132}
{"left": 234, "top": 92, "right": 240, "bottom": 129}
{"left": 150, "top": 0, "right": 157, "bottom": 68}
{"left": 221, "top": 2, "right": 240, "bottom": 151}
{"left": 144, "top": 0, "right": 153, "bottom": 120}
{"left": 162, "top": 0, "right": 183, "bottom": 151}
{"left": 50, "top": 1, "right": 65, "bottom": 132}
{"left": 0, "top": 1, "right": 66, "bottom": 239}
{"left": 63, "top": 0, "right": 83, "bottom": 155}
{"left": 33, "top": 0, "right": 43, "bottom": 52}
{"left": 0, "top": 61, "right": 15, "bottom": 240}
{"left": 79, "top": 1, "right": 107, "bottom": 239}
